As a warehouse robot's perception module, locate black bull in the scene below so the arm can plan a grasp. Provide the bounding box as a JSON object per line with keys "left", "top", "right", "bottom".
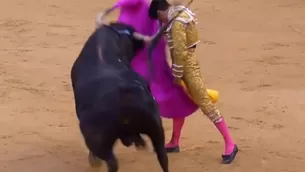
{"left": 70, "top": 23, "right": 169, "bottom": 172}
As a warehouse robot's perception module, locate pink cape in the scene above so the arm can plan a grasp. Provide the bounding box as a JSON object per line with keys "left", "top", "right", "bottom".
{"left": 113, "top": 0, "right": 198, "bottom": 118}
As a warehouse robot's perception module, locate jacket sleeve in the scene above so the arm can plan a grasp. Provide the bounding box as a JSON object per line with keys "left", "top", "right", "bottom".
{"left": 169, "top": 21, "right": 187, "bottom": 78}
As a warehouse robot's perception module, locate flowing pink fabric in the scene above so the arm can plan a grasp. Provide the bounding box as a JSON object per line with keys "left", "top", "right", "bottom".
{"left": 113, "top": 0, "right": 198, "bottom": 118}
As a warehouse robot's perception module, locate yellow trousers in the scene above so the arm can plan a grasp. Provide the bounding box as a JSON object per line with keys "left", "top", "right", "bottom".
{"left": 181, "top": 49, "right": 222, "bottom": 123}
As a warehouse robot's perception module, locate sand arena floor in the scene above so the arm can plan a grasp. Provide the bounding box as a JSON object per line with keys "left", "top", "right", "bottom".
{"left": 1, "top": 0, "right": 305, "bottom": 171}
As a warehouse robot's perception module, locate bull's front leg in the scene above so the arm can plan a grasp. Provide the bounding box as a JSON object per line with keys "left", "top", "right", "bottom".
{"left": 146, "top": 116, "right": 169, "bottom": 172}
{"left": 150, "top": 130, "right": 169, "bottom": 172}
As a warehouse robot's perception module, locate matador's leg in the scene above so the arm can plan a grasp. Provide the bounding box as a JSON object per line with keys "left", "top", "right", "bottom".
{"left": 182, "top": 50, "right": 238, "bottom": 164}
{"left": 181, "top": 50, "right": 221, "bottom": 122}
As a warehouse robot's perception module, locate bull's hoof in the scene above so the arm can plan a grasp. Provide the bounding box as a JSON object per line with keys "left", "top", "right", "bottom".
{"left": 88, "top": 151, "right": 102, "bottom": 167}
{"left": 165, "top": 146, "right": 180, "bottom": 153}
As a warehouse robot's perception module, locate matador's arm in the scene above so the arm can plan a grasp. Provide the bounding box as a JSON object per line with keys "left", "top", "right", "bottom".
{"left": 169, "top": 21, "right": 188, "bottom": 79}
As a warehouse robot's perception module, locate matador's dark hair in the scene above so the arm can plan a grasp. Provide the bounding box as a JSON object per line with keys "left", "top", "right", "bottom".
{"left": 148, "top": 0, "right": 170, "bottom": 19}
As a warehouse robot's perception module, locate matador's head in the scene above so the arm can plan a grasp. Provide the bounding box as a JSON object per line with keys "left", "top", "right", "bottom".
{"left": 148, "top": 0, "right": 171, "bottom": 23}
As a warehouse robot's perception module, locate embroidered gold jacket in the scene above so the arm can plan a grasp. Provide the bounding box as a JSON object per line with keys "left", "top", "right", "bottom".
{"left": 165, "top": 6, "right": 200, "bottom": 78}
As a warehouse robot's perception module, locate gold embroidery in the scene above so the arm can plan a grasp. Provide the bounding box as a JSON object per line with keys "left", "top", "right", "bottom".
{"left": 185, "top": 21, "right": 200, "bottom": 48}
{"left": 182, "top": 49, "right": 222, "bottom": 122}
{"left": 166, "top": 6, "right": 222, "bottom": 122}
{"left": 168, "top": 21, "right": 187, "bottom": 77}
{"left": 166, "top": 7, "right": 200, "bottom": 48}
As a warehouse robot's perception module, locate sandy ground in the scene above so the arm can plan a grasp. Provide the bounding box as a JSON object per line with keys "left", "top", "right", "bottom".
{"left": 1, "top": 0, "right": 305, "bottom": 171}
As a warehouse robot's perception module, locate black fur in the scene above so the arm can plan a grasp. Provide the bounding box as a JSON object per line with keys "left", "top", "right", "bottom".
{"left": 70, "top": 22, "right": 169, "bottom": 172}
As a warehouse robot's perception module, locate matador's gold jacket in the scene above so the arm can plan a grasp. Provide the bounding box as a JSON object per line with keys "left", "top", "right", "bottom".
{"left": 165, "top": 5, "right": 200, "bottom": 78}
{"left": 164, "top": 6, "right": 222, "bottom": 121}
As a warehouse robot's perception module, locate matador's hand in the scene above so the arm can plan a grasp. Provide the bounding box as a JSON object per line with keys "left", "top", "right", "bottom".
{"left": 173, "top": 77, "right": 182, "bottom": 85}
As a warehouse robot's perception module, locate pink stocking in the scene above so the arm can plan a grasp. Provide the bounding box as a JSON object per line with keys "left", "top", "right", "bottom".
{"left": 166, "top": 118, "right": 185, "bottom": 148}
{"left": 214, "top": 118, "right": 235, "bottom": 155}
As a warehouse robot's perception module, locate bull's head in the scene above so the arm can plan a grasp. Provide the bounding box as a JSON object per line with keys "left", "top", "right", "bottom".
{"left": 107, "top": 23, "right": 146, "bottom": 63}
{"left": 95, "top": 9, "right": 148, "bottom": 64}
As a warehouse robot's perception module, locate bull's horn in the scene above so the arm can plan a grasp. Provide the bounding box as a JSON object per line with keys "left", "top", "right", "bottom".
{"left": 133, "top": 32, "right": 154, "bottom": 43}
{"left": 95, "top": 7, "right": 115, "bottom": 28}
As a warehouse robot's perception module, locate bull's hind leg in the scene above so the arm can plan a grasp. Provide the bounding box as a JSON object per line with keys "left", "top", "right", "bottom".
{"left": 88, "top": 151, "right": 102, "bottom": 167}
{"left": 103, "top": 151, "right": 118, "bottom": 172}
{"left": 98, "top": 137, "right": 119, "bottom": 172}
{"left": 91, "top": 150, "right": 118, "bottom": 172}
{"left": 147, "top": 120, "right": 169, "bottom": 172}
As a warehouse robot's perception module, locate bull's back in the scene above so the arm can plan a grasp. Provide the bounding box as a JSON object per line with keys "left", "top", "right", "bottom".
{"left": 71, "top": 28, "right": 101, "bottom": 88}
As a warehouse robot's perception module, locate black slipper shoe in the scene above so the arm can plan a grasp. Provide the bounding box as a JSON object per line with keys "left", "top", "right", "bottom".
{"left": 166, "top": 146, "right": 180, "bottom": 153}
{"left": 221, "top": 145, "right": 238, "bottom": 164}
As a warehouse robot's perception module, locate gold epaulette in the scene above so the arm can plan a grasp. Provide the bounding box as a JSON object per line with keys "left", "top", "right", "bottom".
{"left": 166, "top": 6, "right": 198, "bottom": 32}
